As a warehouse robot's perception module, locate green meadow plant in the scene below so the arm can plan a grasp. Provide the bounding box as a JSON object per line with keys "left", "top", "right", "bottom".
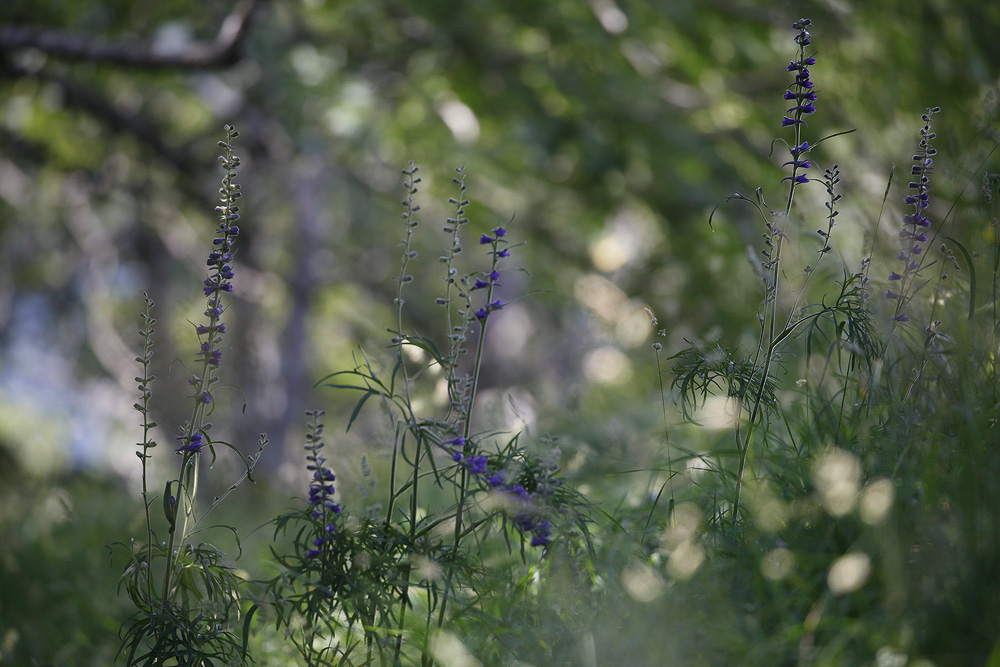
{"left": 667, "top": 18, "right": 875, "bottom": 526}
{"left": 639, "top": 16, "right": 1000, "bottom": 665}
{"left": 116, "top": 125, "right": 263, "bottom": 667}
{"left": 99, "top": 21, "right": 1000, "bottom": 667}
{"left": 261, "top": 164, "right": 593, "bottom": 666}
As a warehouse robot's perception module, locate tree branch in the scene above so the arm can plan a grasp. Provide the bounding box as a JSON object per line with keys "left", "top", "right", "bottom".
{"left": 0, "top": 0, "right": 265, "bottom": 70}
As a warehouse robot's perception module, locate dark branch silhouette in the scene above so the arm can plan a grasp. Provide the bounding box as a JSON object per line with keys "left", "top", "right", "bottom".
{"left": 0, "top": 0, "right": 265, "bottom": 70}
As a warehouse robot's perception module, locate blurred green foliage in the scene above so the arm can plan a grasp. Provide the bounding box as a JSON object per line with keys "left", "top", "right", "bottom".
{"left": 1, "top": 0, "right": 1000, "bottom": 664}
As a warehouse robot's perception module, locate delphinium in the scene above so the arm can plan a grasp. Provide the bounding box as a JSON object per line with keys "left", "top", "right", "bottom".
{"left": 781, "top": 18, "right": 818, "bottom": 198}
{"left": 669, "top": 18, "right": 877, "bottom": 526}
{"left": 264, "top": 410, "right": 402, "bottom": 666}
{"left": 267, "top": 164, "right": 587, "bottom": 665}
{"left": 886, "top": 107, "right": 941, "bottom": 325}
{"left": 117, "top": 126, "right": 263, "bottom": 667}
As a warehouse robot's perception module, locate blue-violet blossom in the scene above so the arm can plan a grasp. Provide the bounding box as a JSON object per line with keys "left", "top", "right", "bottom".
{"left": 886, "top": 107, "right": 940, "bottom": 322}
{"left": 303, "top": 411, "right": 341, "bottom": 558}
{"left": 781, "top": 19, "right": 818, "bottom": 186}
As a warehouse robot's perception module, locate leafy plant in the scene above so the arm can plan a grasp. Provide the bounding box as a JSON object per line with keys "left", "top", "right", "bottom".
{"left": 115, "top": 126, "right": 263, "bottom": 667}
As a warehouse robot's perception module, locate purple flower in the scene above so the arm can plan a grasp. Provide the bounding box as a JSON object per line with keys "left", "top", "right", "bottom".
{"left": 479, "top": 233, "right": 493, "bottom": 244}
{"left": 303, "top": 411, "right": 342, "bottom": 528}
{"left": 781, "top": 19, "right": 817, "bottom": 186}
{"left": 530, "top": 519, "right": 552, "bottom": 547}
{"left": 885, "top": 108, "right": 941, "bottom": 322}
{"left": 465, "top": 455, "right": 489, "bottom": 475}
{"left": 454, "top": 448, "right": 558, "bottom": 550}
{"left": 176, "top": 432, "right": 205, "bottom": 454}
{"left": 192, "top": 128, "right": 241, "bottom": 388}
{"left": 791, "top": 143, "right": 812, "bottom": 157}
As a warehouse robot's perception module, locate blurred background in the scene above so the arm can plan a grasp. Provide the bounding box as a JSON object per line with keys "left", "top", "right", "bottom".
{"left": 0, "top": 0, "right": 997, "bottom": 664}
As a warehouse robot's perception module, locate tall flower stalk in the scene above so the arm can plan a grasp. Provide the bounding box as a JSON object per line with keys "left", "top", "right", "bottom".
{"left": 887, "top": 107, "right": 941, "bottom": 324}
{"left": 731, "top": 19, "right": 821, "bottom": 524}
{"left": 307, "top": 165, "right": 574, "bottom": 663}
{"left": 163, "top": 124, "right": 243, "bottom": 598}
{"left": 118, "top": 126, "right": 259, "bottom": 667}
{"left": 780, "top": 18, "right": 817, "bottom": 215}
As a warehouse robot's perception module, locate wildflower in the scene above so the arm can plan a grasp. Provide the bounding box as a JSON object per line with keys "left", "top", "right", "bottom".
{"left": 487, "top": 471, "right": 507, "bottom": 488}
{"left": 471, "top": 270, "right": 501, "bottom": 291}
{"left": 303, "top": 411, "right": 342, "bottom": 550}
{"left": 453, "top": 448, "right": 558, "bottom": 549}
{"left": 465, "top": 455, "right": 489, "bottom": 475}
{"left": 514, "top": 512, "right": 552, "bottom": 547}
{"left": 887, "top": 107, "right": 941, "bottom": 322}
{"left": 176, "top": 432, "right": 205, "bottom": 454}
{"left": 781, "top": 19, "right": 817, "bottom": 186}
{"left": 190, "top": 127, "right": 241, "bottom": 402}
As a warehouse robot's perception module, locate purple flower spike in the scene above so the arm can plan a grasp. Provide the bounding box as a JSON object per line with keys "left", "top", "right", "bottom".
{"left": 886, "top": 107, "right": 941, "bottom": 322}
{"left": 188, "top": 127, "right": 242, "bottom": 410}
{"left": 302, "top": 410, "right": 341, "bottom": 556}
{"left": 781, "top": 19, "right": 817, "bottom": 186}
{"left": 176, "top": 432, "right": 206, "bottom": 455}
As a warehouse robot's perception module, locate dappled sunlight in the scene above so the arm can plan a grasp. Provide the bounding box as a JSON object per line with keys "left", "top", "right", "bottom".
{"left": 430, "top": 631, "right": 481, "bottom": 667}
{"left": 860, "top": 478, "right": 895, "bottom": 526}
{"left": 434, "top": 98, "right": 480, "bottom": 145}
{"left": 746, "top": 481, "right": 790, "bottom": 533}
{"left": 693, "top": 395, "right": 740, "bottom": 431}
{"left": 761, "top": 548, "right": 795, "bottom": 581}
{"left": 813, "top": 448, "right": 861, "bottom": 517}
{"left": 622, "top": 560, "right": 665, "bottom": 602}
{"left": 583, "top": 345, "right": 632, "bottom": 385}
{"left": 828, "top": 552, "right": 871, "bottom": 595}
{"left": 657, "top": 502, "right": 706, "bottom": 580}
{"left": 574, "top": 273, "right": 628, "bottom": 322}
{"left": 665, "top": 538, "right": 705, "bottom": 580}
